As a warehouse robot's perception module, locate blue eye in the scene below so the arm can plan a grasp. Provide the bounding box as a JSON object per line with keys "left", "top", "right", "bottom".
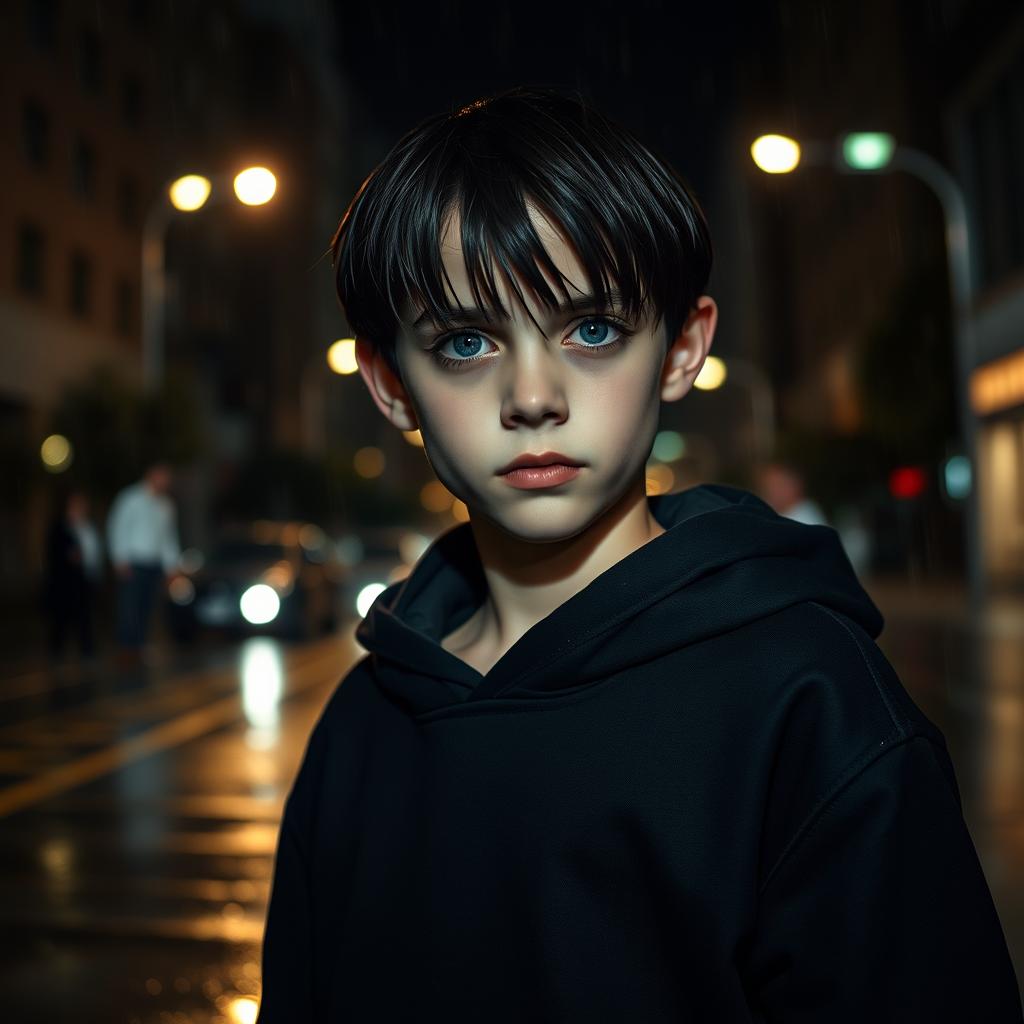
{"left": 429, "top": 316, "right": 634, "bottom": 371}
{"left": 430, "top": 332, "right": 494, "bottom": 369}
{"left": 573, "top": 315, "right": 626, "bottom": 348}
{"left": 573, "top": 319, "right": 617, "bottom": 346}
{"left": 448, "top": 333, "right": 487, "bottom": 358}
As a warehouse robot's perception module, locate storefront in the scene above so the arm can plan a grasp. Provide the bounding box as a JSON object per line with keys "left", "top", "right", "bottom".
{"left": 973, "top": 346, "right": 1024, "bottom": 593}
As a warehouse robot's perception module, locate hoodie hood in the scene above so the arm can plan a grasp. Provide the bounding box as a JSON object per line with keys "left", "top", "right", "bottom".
{"left": 355, "top": 483, "right": 883, "bottom": 716}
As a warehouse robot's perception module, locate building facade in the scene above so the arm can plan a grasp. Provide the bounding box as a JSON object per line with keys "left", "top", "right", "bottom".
{"left": 0, "top": 0, "right": 349, "bottom": 606}
{"left": 945, "top": 3, "right": 1024, "bottom": 593}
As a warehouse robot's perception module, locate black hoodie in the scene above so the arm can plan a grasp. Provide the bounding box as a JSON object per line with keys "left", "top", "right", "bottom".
{"left": 256, "top": 483, "right": 1022, "bottom": 1022}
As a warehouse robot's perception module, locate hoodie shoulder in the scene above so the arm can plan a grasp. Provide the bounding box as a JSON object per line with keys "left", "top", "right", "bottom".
{"left": 805, "top": 599, "right": 944, "bottom": 744}
{"left": 750, "top": 597, "right": 951, "bottom": 891}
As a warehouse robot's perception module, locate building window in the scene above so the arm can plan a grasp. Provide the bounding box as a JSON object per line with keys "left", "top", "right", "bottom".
{"left": 116, "top": 174, "right": 139, "bottom": 227}
{"left": 114, "top": 277, "right": 135, "bottom": 335}
{"left": 22, "top": 99, "right": 50, "bottom": 167}
{"left": 69, "top": 249, "right": 92, "bottom": 316}
{"left": 16, "top": 223, "right": 46, "bottom": 296}
{"left": 76, "top": 25, "right": 103, "bottom": 94}
{"left": 71, "top": 136, "right": 96, "bottom": 199}
{"left": 27, "top": 0, "right": 58, "bottom": 52}
{"left": 120, "top": 74, "right": 145, "bottom": 130}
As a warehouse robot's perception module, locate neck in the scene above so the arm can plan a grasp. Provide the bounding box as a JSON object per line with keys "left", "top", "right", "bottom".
{"left": 461, "top": 474, "right": 665, "bottom": 653}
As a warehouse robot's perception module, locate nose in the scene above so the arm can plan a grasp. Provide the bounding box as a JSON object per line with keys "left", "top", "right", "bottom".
{"left": 499, "top": 344, "right": 569, "bottom": 428}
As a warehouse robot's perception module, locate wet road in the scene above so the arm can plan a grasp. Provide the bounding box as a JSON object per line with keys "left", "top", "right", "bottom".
{"left": 0, "top": 631, "right": 355, "bottom": 1024}
{"left": 0, "top": 579, "right": 1022, "bottom": 1021}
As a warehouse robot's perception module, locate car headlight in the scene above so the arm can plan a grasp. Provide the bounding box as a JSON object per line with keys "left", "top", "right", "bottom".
{"left": 240, "top": 584, "right": 281, "bottom": 625}
{"left": 356, "top": 582, "right": 388, "bottom": 618}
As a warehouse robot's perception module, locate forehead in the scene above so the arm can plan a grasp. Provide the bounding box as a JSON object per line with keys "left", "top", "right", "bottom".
{"left": 401, "top": 201, "right": 595, "bottom": 325}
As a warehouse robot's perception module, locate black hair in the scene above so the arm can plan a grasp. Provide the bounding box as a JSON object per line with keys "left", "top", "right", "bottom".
{"left": 330, "top": 85, "right": 713, "bottom": 381}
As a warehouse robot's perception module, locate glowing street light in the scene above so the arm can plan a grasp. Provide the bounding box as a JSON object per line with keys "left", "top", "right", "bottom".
{"left": 749, "top": 127, "right": 983, "bottom": 611}
{"left": 168, "top": 174, "right": 212, "bottom": 212}
{"left": 841, "top": 132, "right": 895, "bottom": 171}
{"left": 750, "top": 134, "right": 802, "bottom": 174}
{"left": 233, "top": 166, "right": 277, "bottom": 206}
{"left": 144, "top": 164, "right": 279, "bottom": 391}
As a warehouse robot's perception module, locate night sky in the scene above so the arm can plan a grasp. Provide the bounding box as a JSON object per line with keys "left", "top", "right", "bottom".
{"left": 332, "top": 0, "right": 776, "bottom": 202}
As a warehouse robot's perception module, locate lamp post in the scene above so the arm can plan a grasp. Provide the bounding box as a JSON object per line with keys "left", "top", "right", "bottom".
{"left": 751, "top": 132, "right": 983, "bottom": 615}
{"left": 141, "top": 167, "right": 277, "bottom": 393}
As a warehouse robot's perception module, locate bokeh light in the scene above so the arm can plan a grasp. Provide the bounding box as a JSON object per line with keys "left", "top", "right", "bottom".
{"left": 168, "top": 576, "right": 195, "bottom": 605}
{"left": 841, "top": 132, "right": 895, "bottom": 171}
{"left": 169, "top": 174, "right": 212, "bottom": 211}
{"left": 750, "top": 134, "right": 801, "bottom": 174}
{"left": 40, "top": 433, "right": 73, "bottom": 472}
{"left": 645, "top": 463, "right": 675, "bottom": 495}
{"left": 353, "top": 446, "right": 385, "bottom": 478}
{"left": 239, "top": 584, "right": 280, "bottom": 625}
{"left": 227, "top": 995, "right": 259, "bottom": 1024}
{"left": 420, "top": 480, "right": 453, "bottom": 513}
{"left": 652, "top": 430, "right": 686, "bottom": 462}
{"left": 233, "top": 166, "right": 277, "bottom": 206}
{"left": 328, "top": 338, "right": 359, "bottom": 375}
{"left": 693, "top": 356, "right": 727, "bottom": 391}
{"left": 356, "top": 582, "right": 387, "bottom": 618}
{"left": 944, "top": 455, "right": 972, "bottom": 500}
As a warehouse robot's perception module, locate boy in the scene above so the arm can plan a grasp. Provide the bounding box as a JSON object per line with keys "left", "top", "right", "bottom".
{"left": 256, "top": 87, "right": 1022, "bottom": 1021}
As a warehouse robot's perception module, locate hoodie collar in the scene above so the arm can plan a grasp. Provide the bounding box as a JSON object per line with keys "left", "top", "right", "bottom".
{"left": 355, "top": 484, "right": 883, "bottom": 716}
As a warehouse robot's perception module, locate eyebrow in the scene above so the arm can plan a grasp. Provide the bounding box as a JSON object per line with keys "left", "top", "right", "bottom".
{"left": 411, "top": 289, "right": 628, "bottom": 333}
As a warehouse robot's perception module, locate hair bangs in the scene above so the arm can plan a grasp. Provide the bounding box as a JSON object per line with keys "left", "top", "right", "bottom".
{"left": 331, "top": 86, "right": 712, "bottom": 376}
{"left": 401, "top": 178, "right": 652, "bottom": 341}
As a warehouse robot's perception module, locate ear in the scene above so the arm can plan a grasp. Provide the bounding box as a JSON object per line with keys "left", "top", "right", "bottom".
{"left": 660, "top": 295, "right": 718, "bottom": 403}
{"left": 354, "top": 337, "right": 420, "bottom": 432}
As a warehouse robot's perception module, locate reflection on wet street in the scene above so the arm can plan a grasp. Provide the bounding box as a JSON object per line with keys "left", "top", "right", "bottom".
{"left": 0, "top": 580, "right": 1022, "bottom": 1020}
{"left": 0, "top": 628, "right": 356, "bottom": 1023}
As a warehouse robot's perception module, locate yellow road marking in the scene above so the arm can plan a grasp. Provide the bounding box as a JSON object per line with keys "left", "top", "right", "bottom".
{"left": 0, "top": 645, "right": 347, "bottom": 819}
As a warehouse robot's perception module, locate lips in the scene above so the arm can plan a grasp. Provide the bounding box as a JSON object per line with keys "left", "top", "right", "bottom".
{"left": 497, "top": 451, "right": 584, "bottom": 474}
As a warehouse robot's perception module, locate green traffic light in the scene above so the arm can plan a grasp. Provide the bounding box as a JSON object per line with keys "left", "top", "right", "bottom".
{"left": 841, "top": 132, "right": 895, "bottom": 170}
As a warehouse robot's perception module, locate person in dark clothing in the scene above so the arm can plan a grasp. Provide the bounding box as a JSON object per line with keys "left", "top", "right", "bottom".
{"left": 256, "top": 87, "right": 1023, "bottom": 1021}
{"left": 41, "top": 488, "right": 101, "bottom": 666}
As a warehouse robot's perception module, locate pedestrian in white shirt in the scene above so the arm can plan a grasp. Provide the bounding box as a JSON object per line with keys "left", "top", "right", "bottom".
{"left": 106, "top": 461, "right": 182, "bottom": 665}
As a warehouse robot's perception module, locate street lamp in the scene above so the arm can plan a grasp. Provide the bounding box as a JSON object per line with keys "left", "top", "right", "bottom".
{"left": 750, "top": 132, "right": 983, "bottom": 613}
{"left": 141, "top": 166, "right": 278, "bottom": 392}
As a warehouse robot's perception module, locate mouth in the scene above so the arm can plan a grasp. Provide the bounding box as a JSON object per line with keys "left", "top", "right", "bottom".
{"left": 496, "top": 451, "right": 584, "bottom": 475}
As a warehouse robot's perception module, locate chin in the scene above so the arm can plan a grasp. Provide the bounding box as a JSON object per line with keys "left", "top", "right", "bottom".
{"left": 473, "top": 501, "right": 599, "bottom": 544}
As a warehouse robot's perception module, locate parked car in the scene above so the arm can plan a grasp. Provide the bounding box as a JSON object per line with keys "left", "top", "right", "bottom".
{"left": 168, "top": 521, "right": 343, "bottom": 642}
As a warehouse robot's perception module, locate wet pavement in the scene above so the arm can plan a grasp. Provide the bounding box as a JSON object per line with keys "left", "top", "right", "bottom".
{"left": 0, "top": 576, "right": 1022, "bottom": 1020}
{"left": 0, "top": 631, "right": 355, "bottom": 1024}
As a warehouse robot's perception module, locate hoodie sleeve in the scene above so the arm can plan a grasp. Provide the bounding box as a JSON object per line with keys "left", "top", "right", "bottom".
{"left": 744, "top": 733, "right": 1023, "bottom": 1022}
{"left": 256, "top": 716, "right": 329, "bottom": 1023}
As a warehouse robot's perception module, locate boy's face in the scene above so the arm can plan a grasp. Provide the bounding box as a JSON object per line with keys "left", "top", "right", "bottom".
{"left": 357, "top": 201, "right": 716, "bottom": 544}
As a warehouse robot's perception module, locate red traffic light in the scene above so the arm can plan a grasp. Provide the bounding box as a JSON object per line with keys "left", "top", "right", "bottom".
{"left": 889, "top": 465, "right": 926, "bottom": 500}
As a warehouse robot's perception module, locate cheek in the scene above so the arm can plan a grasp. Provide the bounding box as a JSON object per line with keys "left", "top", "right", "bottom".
{"left": 582, "top": 353, "right": 662, "bottom": 420}
{"left": 418, "top": 389, "right": 493, "bottom": 465}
